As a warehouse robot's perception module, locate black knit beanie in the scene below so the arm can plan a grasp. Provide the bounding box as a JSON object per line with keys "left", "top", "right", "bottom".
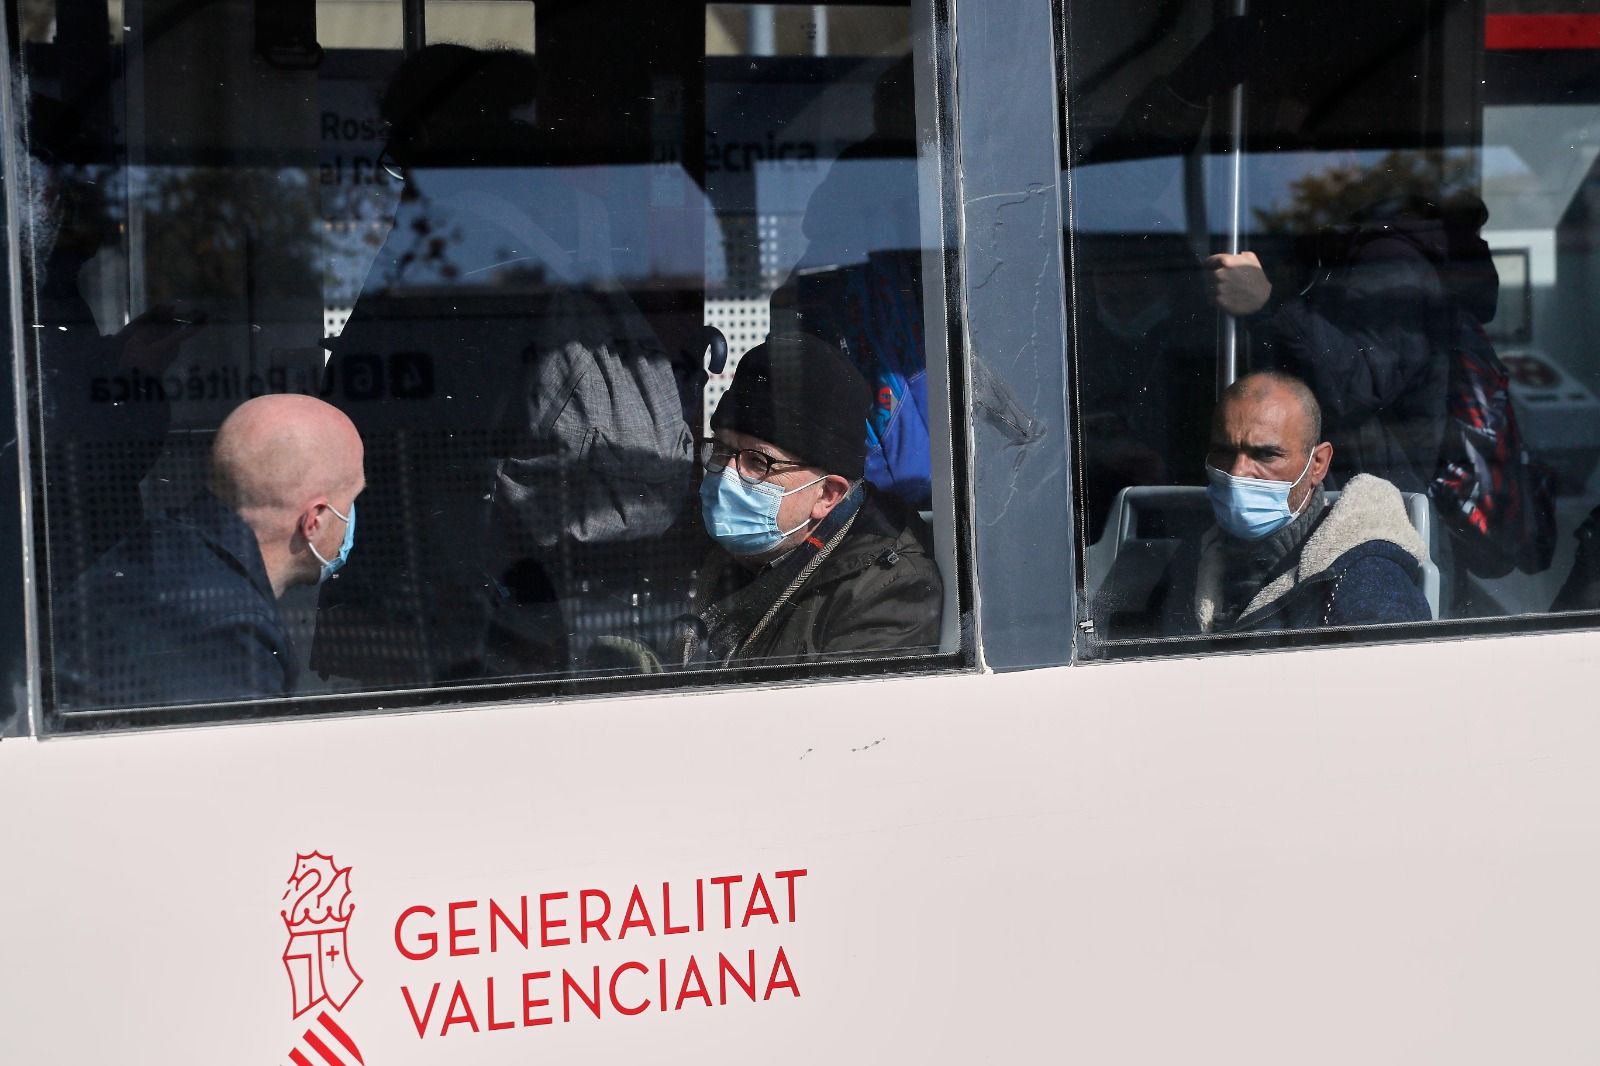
{"left": 711, "top": 333, "right": 871, "bottom": 480}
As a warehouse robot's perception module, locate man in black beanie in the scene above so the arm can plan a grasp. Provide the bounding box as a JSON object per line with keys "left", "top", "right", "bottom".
{"left": 677, "top": 333, "right": 944, "bottom": 667}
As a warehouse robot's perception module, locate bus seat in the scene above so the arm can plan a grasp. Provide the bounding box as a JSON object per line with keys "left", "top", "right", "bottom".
{"left": 1087, "top": 484, "right": 1441, "bottom": 628}
{"left": 1397, "top": 490, "right": 1441, "bottom": 621}
{"left": 1085, "top": 487, "right": 1213, "bottom": 638}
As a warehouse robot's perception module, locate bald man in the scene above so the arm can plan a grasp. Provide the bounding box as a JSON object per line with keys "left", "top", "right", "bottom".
{"left": 1170, "top": 370, "right": 1431, "bottom": 634}
{"left": 55, "top": 394, "right": 365, "bottom": 710}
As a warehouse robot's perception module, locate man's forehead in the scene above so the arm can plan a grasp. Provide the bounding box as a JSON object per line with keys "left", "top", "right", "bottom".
{"left": 1214, "top": 389, "right": 1305, "bottom": 444}
{"left": 716, "top": 427, "right": 799, "bottom": 461}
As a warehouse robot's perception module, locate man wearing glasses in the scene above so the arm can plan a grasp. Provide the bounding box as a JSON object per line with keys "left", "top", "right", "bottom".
{"left": 677, "top": 333, "right": 943, "bottom": 667}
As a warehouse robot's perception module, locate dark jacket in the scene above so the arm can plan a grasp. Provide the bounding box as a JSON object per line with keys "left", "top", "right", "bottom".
{"left": 1177, "top": 474, "right": 1431, "bottom": 634}
{"left": 680, "top": 490, "right": 943, "bottom": 666}
{"left": 54, "top": 493, "right": 296, "bottom": 711}
{"left": 1263, "top": 232, "right": 1446, "bottom": 494}
{"left": 1259, "top": 213, "right": 1498, "bottom": 495}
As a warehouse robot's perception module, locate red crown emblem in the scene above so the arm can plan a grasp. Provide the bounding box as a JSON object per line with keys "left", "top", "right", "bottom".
{"left": 280, "top": 851, "right": 363, "bottom": 1019}
{"left": 282, "top": 852, "right": 356, "bottom": 935}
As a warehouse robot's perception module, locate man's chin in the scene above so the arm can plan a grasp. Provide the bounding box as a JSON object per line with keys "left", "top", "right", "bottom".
{"left": 733, "top": 536, "right": 803, "bottom": 570}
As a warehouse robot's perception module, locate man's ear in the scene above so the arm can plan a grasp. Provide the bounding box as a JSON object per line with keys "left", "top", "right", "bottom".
{"left": 296, "top": 499, "right": 329, "bottom": 547}
{"left": 1308, "top": 441, "right": 1333, "bottom": 488}
{"left": 809, "top": 474, "right": 853, "bottom": 520}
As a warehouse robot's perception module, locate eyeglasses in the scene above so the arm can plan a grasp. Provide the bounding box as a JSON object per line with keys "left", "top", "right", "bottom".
{"left": 696, "top": 437, "right": 808, "bottom": 483}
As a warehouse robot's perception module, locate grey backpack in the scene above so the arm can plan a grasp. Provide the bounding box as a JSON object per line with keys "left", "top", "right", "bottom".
{"left": 492, "top": 284, "right": 694, "bottom": 552}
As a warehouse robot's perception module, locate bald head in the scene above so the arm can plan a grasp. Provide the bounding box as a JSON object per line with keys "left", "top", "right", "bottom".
{"left": 1216, "top": 371, "right": 1321, "bottom": 455}
{"left": 209, "top": 395, "right": 364, "bottom": 596}
{"left": 209, "top": 394, "right": 362, "bottom": 512}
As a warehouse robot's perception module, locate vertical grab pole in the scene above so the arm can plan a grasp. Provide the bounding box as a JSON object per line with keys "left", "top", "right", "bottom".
{"left": 749, "top": 8, "right": 776, "bottom": 55}
{"left": 403, "top": 0, "right": 426, "bottom": 54}
{"left": 1217, "top": 0, "right": 1247, "bottom": 396}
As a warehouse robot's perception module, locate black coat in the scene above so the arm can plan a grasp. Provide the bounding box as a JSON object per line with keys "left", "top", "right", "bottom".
{"left": 54, "top": 493, "right": 295, "bottom": 711}
{"left": 1263, "top": 233, "right": 1446, "bottom": 494}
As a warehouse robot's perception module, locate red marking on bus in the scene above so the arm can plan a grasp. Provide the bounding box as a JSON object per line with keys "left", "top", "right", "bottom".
{"left": 1485, "top": 15, "right": 1600, "bottom": 50}
{"left": 302, "top": 1030, "right": 348, "bottom": 1066}
{"left": 316, "top": 1013, "right": 364, "bottom": 1064}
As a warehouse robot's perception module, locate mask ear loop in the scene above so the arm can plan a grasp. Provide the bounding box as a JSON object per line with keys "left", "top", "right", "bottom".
{"left": 774, "top": 474, "right": 829, "bottom": 538}
{"left": 1286, "top": 449, "right": 1318, "bottom": 519}
{"left": 307, "top": 539, "right": 334, "bottom": 569}
{"left": 305, "top": 502, "right": 352, "bottom": 568}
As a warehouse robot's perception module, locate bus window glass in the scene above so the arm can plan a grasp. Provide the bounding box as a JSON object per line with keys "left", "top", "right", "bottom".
{"left": 15, "top": 0, "right": 963, "bottom": 727}
{"left": 423, "top": 2, "right": 536, "bottom": 52}
{"left": 316, "top": 2, "right": 403, "bottom": 51}
{"left": 1065, "top": 0, "right": 1600, "bottom": 652}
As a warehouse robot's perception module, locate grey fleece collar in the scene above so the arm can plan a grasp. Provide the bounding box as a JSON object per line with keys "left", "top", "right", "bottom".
{"left": 1195, "top": 474, "right": 1428, "bottom": 633}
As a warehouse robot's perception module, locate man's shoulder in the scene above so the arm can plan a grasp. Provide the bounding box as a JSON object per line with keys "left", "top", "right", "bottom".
{"left": 819, "top": 491, "right": 938, "bottom": 582}
{"left": 1324, "top": 536, "right": 1422, "bottom": 578}
{"left": 80, "top": 510, "right": 205, "bottom": 587}
{"left": 55, "top": 503, "right": 291, "bottom": 710}
{"left": 79, "top": 499, "right": 270, "bottom": 613}
{"left": 1309, "top": 477, "right": 1431, "bottom": 623}
{"left": 1319, "top": 539, "right": 1431, "bottom": 624}
{"left": 1305, "top": 475, "right": 1427, "bottom": 575}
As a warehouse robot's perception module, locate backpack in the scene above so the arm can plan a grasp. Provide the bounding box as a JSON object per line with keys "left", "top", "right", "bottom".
{"left": 1428, "top": 315, "right": 1557, "bottom": 578}
{"left": 438, "top": 183, "right": 694, "bottom": 553}
{"left": 784, "top": 250, "right": 932, "bottom": 509}
{"left": 491, "top": 284, "right": 694, "bottom": 552}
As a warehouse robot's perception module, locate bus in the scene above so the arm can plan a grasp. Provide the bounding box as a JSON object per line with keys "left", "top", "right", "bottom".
{"left": 2, "top": 0, "right": 1598, "bottom": 1062}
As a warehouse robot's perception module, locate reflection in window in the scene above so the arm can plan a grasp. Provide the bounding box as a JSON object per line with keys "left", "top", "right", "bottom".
{"left": 1067, "top": 0, "right": 1600, "bottom": 650}
{"left": 317, "top": 1, "right": 403, "bottom": 50}
{"left": 706, "top": 5, "right": 910, "bottom": 58}
{"left": 17, "top": 0, "right": 124, "bottom": 44}
{"left": 424, "top": 1, "right": 536, "bottom": 51}
{"left": 17, "top": 0, "right": 960, "bottom": 721}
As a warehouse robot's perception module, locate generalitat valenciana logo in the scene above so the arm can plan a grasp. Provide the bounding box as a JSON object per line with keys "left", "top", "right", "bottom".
{"left": 281, "top": 851, "right": 366, "bottom": 1065}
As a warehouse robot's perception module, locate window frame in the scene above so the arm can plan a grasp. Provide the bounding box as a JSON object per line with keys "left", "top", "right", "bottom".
{"left": 1052, "top": 0, "right": 1600, "bottom": 662}
{"left": 0, "top": 0, "right": 34, "bottom": 739}
{"left": 2, "top": 0, "right": 1003, "bottom": 736}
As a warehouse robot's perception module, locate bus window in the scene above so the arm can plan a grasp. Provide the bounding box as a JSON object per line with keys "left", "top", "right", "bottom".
{"left": 1064, "top": 0, "right": 1600, "bottom": 653}
{"left": 16, "top": 0, "right": 966, "bottom": 728}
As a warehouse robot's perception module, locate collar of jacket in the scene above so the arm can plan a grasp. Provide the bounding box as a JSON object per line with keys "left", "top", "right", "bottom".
{"left": 176, "top": 490, "right": 278, "bottom": 605}
{"left": 1213, "top": 485, "right": 1327, "bottom": 621}
{"left": 1195, "top": 474, "right": 1427, "bottom": 633}
{"left": 800, "top": 490, "right": 923, "bottom": 586}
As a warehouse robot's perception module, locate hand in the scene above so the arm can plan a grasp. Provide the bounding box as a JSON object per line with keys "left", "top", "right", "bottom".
{"left": 1204, "top": 252, "right": 1272, "bottom": 316}
{"left": 117, "top": 302, "right": 207, "bottom": 374}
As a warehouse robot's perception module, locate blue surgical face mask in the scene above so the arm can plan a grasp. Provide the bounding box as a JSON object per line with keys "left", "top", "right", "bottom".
{"left": 308, "top": 501, "right": 356, "bottom": 583}
{"left": 1205, "top": 452, "right": 1314, "bottom": 540}
{"left": 700, "top": 464, "right": 825, "bottom": 557}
